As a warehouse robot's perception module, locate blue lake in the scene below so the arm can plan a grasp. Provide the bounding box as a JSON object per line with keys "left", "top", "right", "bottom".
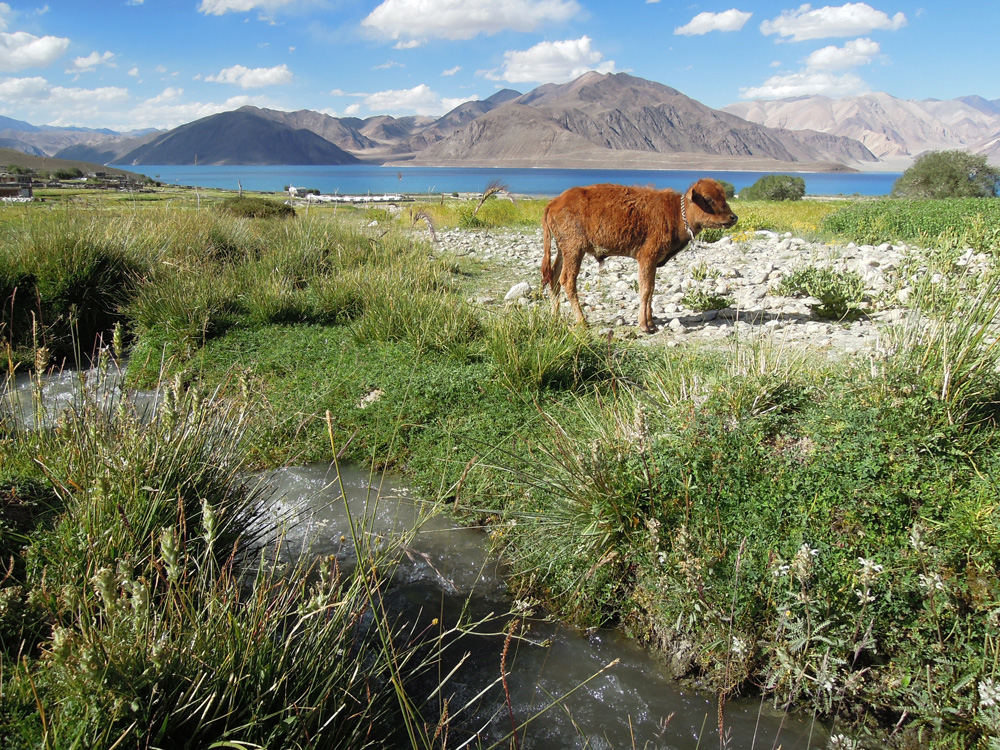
{"left": 136, "top": 164, "right": 901, "bottom": 198}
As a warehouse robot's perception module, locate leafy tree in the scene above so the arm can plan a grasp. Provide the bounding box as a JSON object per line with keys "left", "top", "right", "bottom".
{"left": 891, "top": 150, "right": 1000, "bottom": 199}
{"left": 739, "top": 174, "right": 805, "bottom": 201}
{"left": 716, "top": 179, "right": 736, "bottom": 199}
{"left": 53, "top": 168, "right": 84, "bottom": 180}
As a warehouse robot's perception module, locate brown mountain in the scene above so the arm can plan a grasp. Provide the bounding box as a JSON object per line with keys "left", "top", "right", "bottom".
{"left": 239, "top": 106, "right": 379, "bottom": 152}
{"left": 722, "top": 93, "right": 1000, "bottom": 167}
{"left": 60, "top": 109, "right": 361, "bottom": 166}
{"left": 0, "top": 147, "right": 145, "bottom": 179}
{"left": 49, "top": 72, "right": 882, "bottom": 170}
{"left": 403, "top": 72, "right": 876, "bottom": 170}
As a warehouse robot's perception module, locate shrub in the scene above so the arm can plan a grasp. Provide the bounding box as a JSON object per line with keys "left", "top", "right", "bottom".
{"left": 215, "top": 195, "right": 296, "bottom": 219}
{"left": 680, "top": 289, "right": 732, "bottom": 312}
{"left": 892, "top": 150, "right": 1000, "bottom": 199}
{"left": 776, "top": 265, "right": 866, "bottom": 319}
{"left": 740, "top": 175, "right": 806, "bottom": 202}
{"left": 716, "top": 179, "right": 736, "bottom": 199}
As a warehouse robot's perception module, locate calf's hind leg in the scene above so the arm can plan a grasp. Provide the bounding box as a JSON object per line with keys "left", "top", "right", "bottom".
{"left": 547, "top": 244, "right": 564, "bottom": 318}
{"left": 560, "top": 244, "right": 588, "bottom": 327}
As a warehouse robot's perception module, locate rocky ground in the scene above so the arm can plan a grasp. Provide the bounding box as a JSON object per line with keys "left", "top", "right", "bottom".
{"left": 431, "top": 226, "right": 986, "bottom": 356}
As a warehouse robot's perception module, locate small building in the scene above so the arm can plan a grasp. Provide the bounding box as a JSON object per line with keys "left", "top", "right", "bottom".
{"left": 0, "top": 173, "right": 33, "bottom": 200}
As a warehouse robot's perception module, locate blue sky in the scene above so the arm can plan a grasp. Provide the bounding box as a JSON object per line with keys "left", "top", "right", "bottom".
{"left": 0, "top": 1, "right": 995, "bottom": 132}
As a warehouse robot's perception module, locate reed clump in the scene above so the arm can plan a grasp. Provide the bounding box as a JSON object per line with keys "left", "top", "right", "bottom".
{"left": 0, "top": 357, "right": 465, "bottom": 748}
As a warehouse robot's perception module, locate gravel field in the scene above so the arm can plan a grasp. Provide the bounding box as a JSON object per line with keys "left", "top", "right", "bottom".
{"left": 431, "top": 226, "right": 988, "bottom": 356}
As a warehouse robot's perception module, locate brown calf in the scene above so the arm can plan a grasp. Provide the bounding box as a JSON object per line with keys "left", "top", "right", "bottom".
{"left": 541, "top": 179, "right": 738, "bottom": 333}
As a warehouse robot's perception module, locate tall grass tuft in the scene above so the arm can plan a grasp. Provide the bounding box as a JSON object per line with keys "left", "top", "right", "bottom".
{"left": 482, "top": 306, "right": 613, "bottom": 392}
{"left": 0, "top": 212, "right": 148, "bottom": 366}
{"left": 878, "top": 265, "right": 1000, "bottom": 419}
{"left": 1, "top": 359, "right": 460, "bottom": 749}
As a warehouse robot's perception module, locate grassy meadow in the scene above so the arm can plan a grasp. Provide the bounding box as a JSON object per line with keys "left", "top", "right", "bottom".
{"left": 3, "top": 187, "right": 1000, "bottom": 747}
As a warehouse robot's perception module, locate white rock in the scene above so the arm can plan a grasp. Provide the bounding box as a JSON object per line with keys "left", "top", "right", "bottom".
{"left": 504, "top": 281, "right": 532, "bottom": 300}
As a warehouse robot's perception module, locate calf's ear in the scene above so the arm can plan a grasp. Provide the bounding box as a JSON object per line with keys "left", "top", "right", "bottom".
{"left": 691, "top": 188, "right": 717, "bottom": 213}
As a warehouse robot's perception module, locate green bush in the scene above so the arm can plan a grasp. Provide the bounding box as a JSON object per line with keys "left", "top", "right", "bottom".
{"left": 716, "top": 179, "right": 736, "bottom": 199}
{"left": 679, "top": 289, "right": 732, "bottom": 312}
{"left": 776, "top": 265, "right": 866, "bottom": 319}
{"left": 740, "top": 175, "right": 806, "bottom": 202}
{"left": 214, "top": 195, "right": 296, "bottom": 219}
{"left": 892, "top": 150, "right": 1000, "bottom": 199}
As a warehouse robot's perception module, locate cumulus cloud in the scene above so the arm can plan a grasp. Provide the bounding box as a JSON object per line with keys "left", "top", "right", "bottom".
{"left": 205, "top": 63, "right": 293, "bottom": 88}
{"left": 0, "top": 75, "right": 128, "bottom": 114}
{"left": 805, "top": 37, "right": 879, "bottom": 70}
{"left": 485, "top": 36, "right": 615, "bottom": 84}
{"left": 0, "top": 30, "right": 70, "bottom": 71}
{"left": 674, "top": 9, "right": 752, "bottom": 36}
{"left": 442, "top": 65, "right": 461, "bottom": 76}
{"left": 740, "top": 70, "right": 867, "bottom": 99}
{"left": 761, "top": 2, "right": 906, "bottom": 42}
{"left": 362, "top": 83, "right": 476, "bottom": 116}
{"left": 362, "top": 0, "right": 580, "bottom": 41}
{"left": 67, "top": 50, "right": 116, "bottom": 74}
{"left": 198, "top": 0, "right": 299, "bottom": 15}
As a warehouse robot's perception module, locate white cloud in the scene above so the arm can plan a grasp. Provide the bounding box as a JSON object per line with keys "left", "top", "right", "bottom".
{"left": 805, "top": 37, "right": 879, "bottom": 70}
{"left": 362, "top": 83, "right": 476, "bottom": 116}
{"left": 393, "top": 39, "right": 423, "bottom": 49}
{"left": 362, "top": 0, "right": 580, "bottom": 41}
{"left": 205, "top": 63, "right": 293, "bottom": 88}
{"left": 68, "top": 50, "right": 116, "bottom": 74}
{"left": 128, "top": 67, "right": 140, "bottom": 77}
{"left": 198, "top": 0, "right": 299, "bottom": 15}
{"left": 740, "top": 70, "right": 868, "bottom": 99}
{"left": 761, "top": 3, "right": 906, "bottom": 42}
{"left": 0, "top": 75, "right": 128, "bottom": 112}
{"left": 674, "top": 9, "right": 752, "bottom": 36}
{"left": 0, "top": 75, "right": 50, "bottom": 100}
{"left": 442, "top": 65, "right": 461, "bottom": 76}
{"left": 486, "top": 36, "right": 615, "bottom": 84}
{"left": 0, "top": 30, "right": 70, "bottom": 71}
{"left": 0, "top": 73, "right": 287, "bottom": 131}
{"left": 344, "top": 103, "right": 361, "bottom": 116}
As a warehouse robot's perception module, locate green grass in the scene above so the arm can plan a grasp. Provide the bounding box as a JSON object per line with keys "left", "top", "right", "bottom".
{"left": 4, "top": 188, "right": 1000, "bottom": 746}
{"left": 820, "top": 197, "right": 1000, "bottom": 252}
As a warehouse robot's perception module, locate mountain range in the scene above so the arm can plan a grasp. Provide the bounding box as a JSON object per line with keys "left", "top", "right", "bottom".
{"left": 723, "top": 93, "right": 1000, "bottom": 169}
{"left": 4, "top": 72, "right": 999, "bottom": 172}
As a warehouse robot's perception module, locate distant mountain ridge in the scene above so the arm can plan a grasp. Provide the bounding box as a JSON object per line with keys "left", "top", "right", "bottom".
{"left": 0, "top": 72, "right": 990, "bottom": 170}
{"left": 722, "top": 93, "right": 1000, "bottom": 166}
{"left": 403, "top": 72, "right": 876, "bottom": 169}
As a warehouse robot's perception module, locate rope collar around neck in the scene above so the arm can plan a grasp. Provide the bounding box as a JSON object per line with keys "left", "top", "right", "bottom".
{"left": 680, "top": 193, "right": 696, "bottom": 243}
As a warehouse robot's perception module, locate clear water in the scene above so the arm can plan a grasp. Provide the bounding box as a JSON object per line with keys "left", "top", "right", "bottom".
{"left": 266, "top": 462, "right": 832, "bottom": 749}
{"left": 138, "top": 163, "right": 900, "bottom": 198}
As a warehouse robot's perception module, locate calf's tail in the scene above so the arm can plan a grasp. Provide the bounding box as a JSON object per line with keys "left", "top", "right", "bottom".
{"left": 541, "top": 206, "right": 553, "bottom": 287}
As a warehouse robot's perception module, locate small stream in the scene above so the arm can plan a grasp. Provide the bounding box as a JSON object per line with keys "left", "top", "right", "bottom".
{"left": 4, "top": 368, "right": 831, "bottom": 749}
{"left": 266, "top": 462, "right": 828, "bottom": 749}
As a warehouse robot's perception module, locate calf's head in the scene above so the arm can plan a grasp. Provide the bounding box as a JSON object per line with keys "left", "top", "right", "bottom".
{"left": 687, "top": 178, "right": 738, "bottom": 230}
